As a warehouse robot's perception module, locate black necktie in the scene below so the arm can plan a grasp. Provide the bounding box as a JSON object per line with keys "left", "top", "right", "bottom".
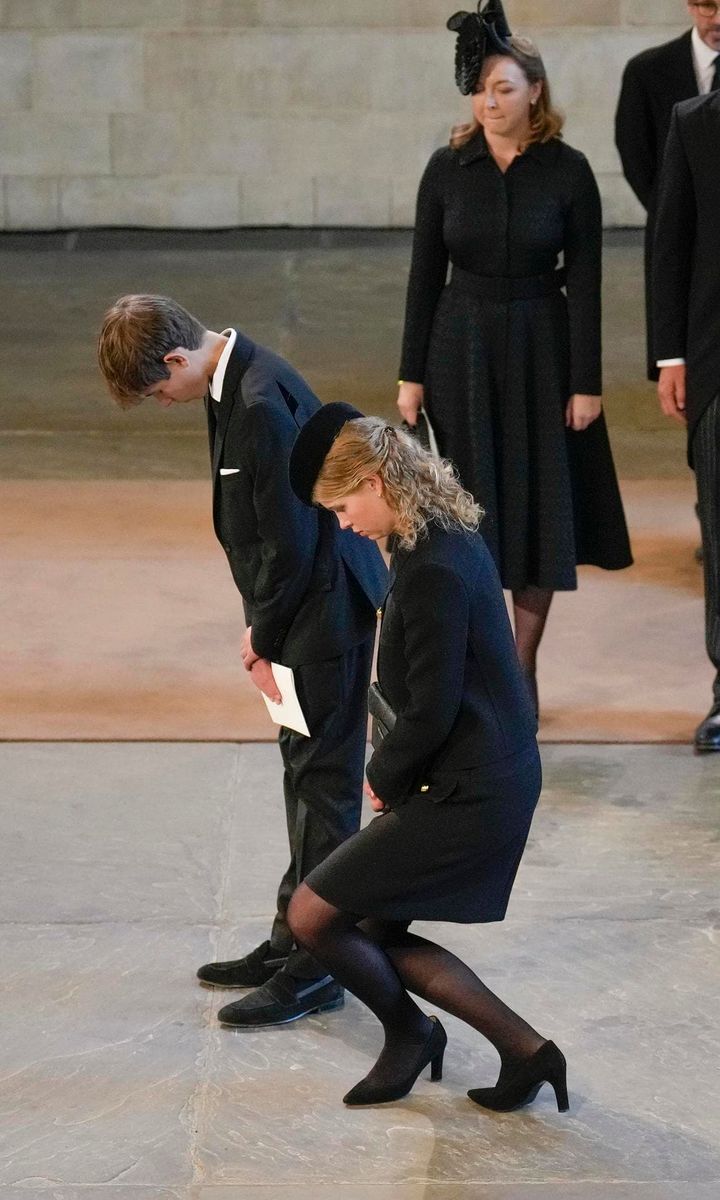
{"left": 712, "top": 55, "right": 720, "bottom": 92}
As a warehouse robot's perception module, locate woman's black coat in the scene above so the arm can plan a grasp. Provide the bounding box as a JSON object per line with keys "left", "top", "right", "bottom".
{"left": 365, "top": 522, "right": 536, "bottom": 808}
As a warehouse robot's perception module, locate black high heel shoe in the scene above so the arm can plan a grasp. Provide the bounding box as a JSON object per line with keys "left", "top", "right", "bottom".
{"left": 467, "top": 1041, "right": 569, "bottom": 1113}
{"left": 343, "top": 1016, "right": 447, "bottom": 1107}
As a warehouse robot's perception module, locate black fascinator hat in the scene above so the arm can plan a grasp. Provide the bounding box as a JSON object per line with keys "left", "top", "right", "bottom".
{"left": 447, "top": 0, "right": 513, "bottom": 95}
{"left": 289, "top": 401, "right": 365, "bottom": 507}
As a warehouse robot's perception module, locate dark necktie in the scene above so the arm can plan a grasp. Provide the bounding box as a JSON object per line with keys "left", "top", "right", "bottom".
{"left": 712, "top": 55, "right": 720, "bottom": 92}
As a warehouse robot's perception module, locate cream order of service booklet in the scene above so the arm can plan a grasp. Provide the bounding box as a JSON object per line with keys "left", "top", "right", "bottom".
{"left": 261, "top": 662, "right": 311, "bottom": 737}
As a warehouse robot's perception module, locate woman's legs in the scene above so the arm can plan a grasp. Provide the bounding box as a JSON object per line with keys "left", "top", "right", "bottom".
{"left": 289, "top": 883, "right": 546, "bottom": 1090}
{"left": 512, "top": 586, "right": 554, "bottom": 715}
{"left": 288, "top": 884, "right": 437, "bottom": 1093}
{"left": 512, "top": 586, "right": 554, "bottom": 676}
{"left": 374, "top": 926, "right": 545, "bottom": 1086}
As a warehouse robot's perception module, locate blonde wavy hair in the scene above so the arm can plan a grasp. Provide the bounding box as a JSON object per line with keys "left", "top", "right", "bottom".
{"left": 312, "top": 417, "right": 483, "bottom": 550}
{"left": 450, "top": 36, "right": 564, "bottom": 151}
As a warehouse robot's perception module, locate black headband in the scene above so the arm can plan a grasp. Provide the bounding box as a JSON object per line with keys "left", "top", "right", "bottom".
{"left": 289, "top": 401, "right": 365, "bottom": 507}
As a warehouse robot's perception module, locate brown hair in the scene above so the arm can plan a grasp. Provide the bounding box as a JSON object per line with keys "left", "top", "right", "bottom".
{"left": 450, "top": 36, "right": 564, "bottom": 151}
{"left": 313, "top": 417, "right": 482, "bottom": 551}
{"left": 97, "top": 294, "right": 206, "bottom": 407}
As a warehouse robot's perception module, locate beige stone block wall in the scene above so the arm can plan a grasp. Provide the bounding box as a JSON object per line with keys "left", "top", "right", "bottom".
{"left": 0, "top": 4, "right": 692, "bottom": 229}
{"left": 0, "top": 112, "right": 110, "bottom": 175}
{"left": 5, "top": 177, "right": 61, "bottom": 229}
{"left": 622, "top": 0, "right": 688, "bottom": 25}
{"left": 0, "top": 33, "right": 32, "bottom": 109}
{"left": 34, "top": 35, "right": 144, "bottom": 114}
{"left": 59, "top": 176, "right": 241, "bottom": 227}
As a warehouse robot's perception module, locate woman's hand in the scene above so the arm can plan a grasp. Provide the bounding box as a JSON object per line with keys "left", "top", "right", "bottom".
{"left": 565, "top": 394, "right": 602, "bottom": 432}
{"left": 364, "top": 779, "right": 386, "bottom": 812}
{"left": 397, "top": 381, "right": 424, "bottom": 427}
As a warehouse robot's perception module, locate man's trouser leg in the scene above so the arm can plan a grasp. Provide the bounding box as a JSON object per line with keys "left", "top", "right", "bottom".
{"left": 269, "top": 636, "right": 374, "bottom": 978}
{"left": 693, "top": 392, "right": 720, "bottom": 704}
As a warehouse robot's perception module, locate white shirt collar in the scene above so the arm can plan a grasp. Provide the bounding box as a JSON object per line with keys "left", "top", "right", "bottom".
{"left": 691, "top": 26, "right": 719, "bottom": 92}
{"left": 209, "top": 328, "right": 237, "bottom": 402}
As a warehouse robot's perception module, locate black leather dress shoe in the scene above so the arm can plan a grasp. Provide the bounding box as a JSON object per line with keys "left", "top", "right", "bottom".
{"left": 217, "top": 968, "right": 344, "bottom": 1027}
{"left": 694, "top": 702, "right": 720, "bottom": 752}
{"left": 197, "top": 940, "right": 288, "bottom": 988}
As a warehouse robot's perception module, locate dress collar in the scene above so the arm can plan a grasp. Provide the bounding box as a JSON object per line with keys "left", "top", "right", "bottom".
{"left": 457, "top": 127, "right": 559, "bottom": 168}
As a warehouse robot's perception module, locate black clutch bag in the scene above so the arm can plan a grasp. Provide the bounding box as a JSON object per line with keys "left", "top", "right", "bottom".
{"left": 368, "top": 682, "right": 396, "bottom": 750}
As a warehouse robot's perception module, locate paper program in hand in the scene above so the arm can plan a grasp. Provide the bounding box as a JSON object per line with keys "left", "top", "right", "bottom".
{"left": 260, "top": 662, "right": 311, "bottom": 737}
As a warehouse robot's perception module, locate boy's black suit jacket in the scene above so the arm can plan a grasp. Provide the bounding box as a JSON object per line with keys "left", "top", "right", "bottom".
{"left": 652, "top": 91, "right": 720, "bottom": 463}
{"left": 206, "top": 331, "right": 388, "bottom": 667}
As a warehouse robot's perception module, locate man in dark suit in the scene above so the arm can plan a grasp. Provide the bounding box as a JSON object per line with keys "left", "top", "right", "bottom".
{"left": 98, "top": 294, "right": 388, "bottom": 1018}
{"left": 652, "top": 93, "right": 720, "bottom": 751}
{"left": 615, "top": 1, "right": 720, "bottom": 380}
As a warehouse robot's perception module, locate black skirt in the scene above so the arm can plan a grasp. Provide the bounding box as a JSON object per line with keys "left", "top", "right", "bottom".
{"left": 425, "top": 282, "right": 633, "bottom": 592}
{"left": 305, "top": 743, "right": 541, "bottom": 924}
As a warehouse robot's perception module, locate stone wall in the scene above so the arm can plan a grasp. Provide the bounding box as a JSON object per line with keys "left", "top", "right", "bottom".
{"left": 0, "top": 1, "right": 689, "bottom": 229}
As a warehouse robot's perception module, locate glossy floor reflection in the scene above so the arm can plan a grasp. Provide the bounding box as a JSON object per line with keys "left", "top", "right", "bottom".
{"left": 1, "top": 743, "right": 718, "bottom": 1199}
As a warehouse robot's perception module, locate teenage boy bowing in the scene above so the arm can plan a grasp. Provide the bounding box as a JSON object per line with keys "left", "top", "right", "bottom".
{"left": 98, "top": 295, "right": 387, "bottom": 1024}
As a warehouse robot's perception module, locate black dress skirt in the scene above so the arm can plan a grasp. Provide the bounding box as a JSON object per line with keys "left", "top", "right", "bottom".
{"left": 399, "top": 132, "right": 633, "bottom": 592}
{"left": 305, "top": 742, "right": 541, "bottom": 924}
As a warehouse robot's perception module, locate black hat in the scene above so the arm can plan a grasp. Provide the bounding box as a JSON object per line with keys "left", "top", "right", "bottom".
{"left": 447, "top": 1, "right": 513, "bottom": 95}
{"left": 289, "top": 401, "right": 365, "bottom": 506}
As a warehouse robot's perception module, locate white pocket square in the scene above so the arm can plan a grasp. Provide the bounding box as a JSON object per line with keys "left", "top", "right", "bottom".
{"left": 219, "top": 468, "right": 240, "bottom": 475}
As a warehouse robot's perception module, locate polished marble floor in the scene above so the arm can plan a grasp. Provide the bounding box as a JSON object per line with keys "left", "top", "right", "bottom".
{"left": 1, "top": 742, "right": 718, "bottom": 1199}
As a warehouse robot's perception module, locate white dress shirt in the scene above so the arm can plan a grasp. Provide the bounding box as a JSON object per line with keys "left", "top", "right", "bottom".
{"left": 692, "top": 26, "right": 719, "bottom": 93}
{"left": 656, "top": 34, "right": 718, "bottom": 368}
{"left": 209, "top": 328, "right": 237, "bottom": 401}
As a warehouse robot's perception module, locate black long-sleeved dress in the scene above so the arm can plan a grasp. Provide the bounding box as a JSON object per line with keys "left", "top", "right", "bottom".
{"left": 400, "top": 130, "right": 632, "bottom": 591}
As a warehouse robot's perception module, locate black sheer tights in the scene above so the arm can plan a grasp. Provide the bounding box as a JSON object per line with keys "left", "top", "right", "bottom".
{"left": 288, "top": 883, "right": 545, "bottom": 1087}
{"left": 512, "top": 586, "right": 553, "bottom": 676}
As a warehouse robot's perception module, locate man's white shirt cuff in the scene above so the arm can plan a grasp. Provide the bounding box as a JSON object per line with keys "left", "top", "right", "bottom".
{"left": 657, "top": 358, "right": 686, "bottom": 367}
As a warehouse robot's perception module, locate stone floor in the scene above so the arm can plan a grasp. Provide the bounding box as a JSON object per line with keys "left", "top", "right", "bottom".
{"left": 1, "top": 742, "right": 718, "bottom": 1198}
{"left": 0, "top": 476, "right": 711, "bottom": 741}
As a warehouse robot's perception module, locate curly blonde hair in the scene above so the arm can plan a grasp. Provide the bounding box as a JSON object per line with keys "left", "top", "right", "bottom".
{"left": 312, "top": 417, "right": 483, "bottom": 550}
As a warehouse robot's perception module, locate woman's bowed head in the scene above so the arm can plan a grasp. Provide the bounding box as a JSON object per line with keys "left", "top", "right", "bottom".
{"left": 446, "top": 1, "right": 563, "bottom": 151}
{"left": 289, "top": 403, "right": 482, "bottom": 550}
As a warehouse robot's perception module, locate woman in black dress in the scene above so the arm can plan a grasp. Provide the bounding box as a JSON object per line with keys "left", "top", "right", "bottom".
{"left": 286, "top": 403, "right": 568, "bottom": 1112}
{"left": 398, "top": 2, "right": 632, "bottom": 711}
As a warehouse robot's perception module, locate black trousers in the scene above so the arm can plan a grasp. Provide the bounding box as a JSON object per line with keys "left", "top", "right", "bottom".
{"left": 693, "top": 393, "right": 720, "bottom": 704}
{"left": 268, "top": 635, "right": 375, "bottom": 978}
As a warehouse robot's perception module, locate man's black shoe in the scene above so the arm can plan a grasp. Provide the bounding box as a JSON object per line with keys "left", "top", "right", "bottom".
{"left": 694, "top": 702, "right": 720, "bottom": 752}
{"left": 197, "top": 940, "right": 288, "bottom": 988}
{"left": 217, "top": 968, "right": 344, "bottom": 1027}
